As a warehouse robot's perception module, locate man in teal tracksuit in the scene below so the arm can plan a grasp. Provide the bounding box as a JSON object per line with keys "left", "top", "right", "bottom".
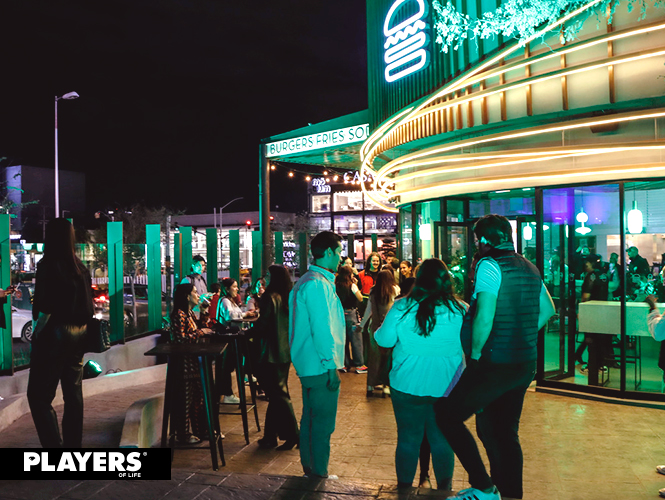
{"left": 289, "top": 231, "right": 345, "bottom": 478}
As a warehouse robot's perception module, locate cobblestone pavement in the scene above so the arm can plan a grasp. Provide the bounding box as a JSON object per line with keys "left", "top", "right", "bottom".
{"left": 1, "top": 366, "right": 665, "bottom": 499}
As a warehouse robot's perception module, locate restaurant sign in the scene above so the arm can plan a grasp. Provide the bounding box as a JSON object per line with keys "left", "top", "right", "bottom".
{"left": 384, "top": 0, "right": 430, "bottom": 83}
{"left": 266, "top": 124, "right": 370, "bottom": 158}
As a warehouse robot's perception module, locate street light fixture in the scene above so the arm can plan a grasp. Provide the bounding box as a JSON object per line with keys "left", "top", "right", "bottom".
{"left": 55, "top": 91, "right": 79, "bottom": 218}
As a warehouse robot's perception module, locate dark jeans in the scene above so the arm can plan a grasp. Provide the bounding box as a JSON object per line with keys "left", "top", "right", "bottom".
{"left": 391, "top": 388, "right": 453, "bottom": 489}
{"left": 27, "top": 323, "right": 85, "bottom": 448}
{"left": 259, "top": 362, "right": 299, "bottom": 442}
{"left": 343, "top": 309, "right": 363, "bottom": 368}
{"left": 434, "top": 359, "right": 536, "bottom": 499}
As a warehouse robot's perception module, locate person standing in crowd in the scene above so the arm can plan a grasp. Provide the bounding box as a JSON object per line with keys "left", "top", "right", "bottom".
{"left": 399, "top": 260, "right": 415, "bottom": 289}
{"left": 607, "top": 252, "right": 622, "bottom": 299}
{"left": 358, "top": 252, "right": 382, "bottom": 295}
{"left": 208, "top": 282, "right": 221, "bottom": 325}
{"left": 335, "top": 265, "right": 367, "bottom": 373}
{"left": 341, "top": 256, "right": 359, "bottom": 278}
{"left": 359, "top": 269, "right": 399, "bottom": 397}
{"left": 289, "top": 231, "right": 345, "bottom": 479}
{"left": 28, "top": 218, "right": 93, "bottom": 448}
{"left": 434, "top": 214, "right": 555, "bottom": 500}
{"left": 645, "top": 293, "right": 665, "bottom": 499}
{"left": 170, "top": 283, "right": 214, "bottom": 443}
{"left": 375, "top": 259, "right": 466, "bottom": 491}
{"left": 575, "top": 256, "right": 614, "bottom": 373}
{"left": 182, "top": 255, "right": 209, "bottom": 318}
{"left": 216, "top": 277, "right": 256, "bottom": 405}
{"left": 254, "top": 265, "right": 299, "bottom": 450}
{"left": 628, "top": 246, "right": 650, "bottom": 278}
{"left": 246, "top": 278, "right": 265, "bottom": 313}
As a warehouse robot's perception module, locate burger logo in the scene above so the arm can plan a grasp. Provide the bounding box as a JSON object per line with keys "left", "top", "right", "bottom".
{"left": 384, "top": 0, "right": 430, "bottom": 83}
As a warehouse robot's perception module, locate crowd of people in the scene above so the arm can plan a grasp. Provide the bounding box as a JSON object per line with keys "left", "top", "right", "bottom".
{"left": 24, "top": 216, "right": 665, "bottom": 498}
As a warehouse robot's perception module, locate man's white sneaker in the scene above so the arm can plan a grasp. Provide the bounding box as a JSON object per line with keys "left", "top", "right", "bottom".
{"left": 222, "top": 394, "right": 240, "bottom": 404}
{"left": 454, "top": 486, "right": 501, "bottom": 500}
{"left": 657, "top": 465, "right": 665, "bottom": 475}
{"left": 659, "top": 486, "right": 665, "bottom": 498}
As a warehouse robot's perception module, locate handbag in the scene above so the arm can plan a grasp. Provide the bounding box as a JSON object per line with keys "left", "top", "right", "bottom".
{"left": 86, "top": 318, "right": 111, "bottom": 353}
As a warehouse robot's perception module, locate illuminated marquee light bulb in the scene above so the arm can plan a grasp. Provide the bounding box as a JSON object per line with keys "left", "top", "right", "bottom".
{"left": 627, "top": 200, "right": 643, "bottom": 234}
{"left": 305, "top": 176, "right": 311, "bottom": 181}
{"left": 384, "top": 0, "right": 430, "bottom": 83}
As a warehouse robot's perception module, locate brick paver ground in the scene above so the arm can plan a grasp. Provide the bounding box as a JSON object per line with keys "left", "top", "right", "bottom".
{"left": 1, "top": 366, "right": 665, "bottom": 499}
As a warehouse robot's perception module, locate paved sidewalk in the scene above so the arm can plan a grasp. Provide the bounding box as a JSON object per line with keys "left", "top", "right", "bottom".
{"left": 1, "top": 365, "right": 665, "bottom": 499}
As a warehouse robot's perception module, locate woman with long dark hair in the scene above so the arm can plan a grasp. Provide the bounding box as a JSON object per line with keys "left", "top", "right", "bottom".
{"left": 358, "top": 252, "right": 382, "bottom": 296}
{"left": 335, "top": 265, "right": 366, "bottom": 373}
{"left": 358, "top": 269, "right": 399, "bottom": 396}
{"left": 28, "top": 218, "right": 93, "bottom": 448}
{"left": 215, "top": 278, "right": 256, "bottom": 404}
{"left": 170, "top": 283, "right": 213, "bottom": 443}
{"left": 374, "top": 259, "right": 466, "bottom": 490}
{"left": 253, "top": 265, "right": 299, "bottom": 450}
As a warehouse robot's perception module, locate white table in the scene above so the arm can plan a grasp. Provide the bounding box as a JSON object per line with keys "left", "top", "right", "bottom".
{"left": 578, "top": 300, "right": 662, "bottom": 337}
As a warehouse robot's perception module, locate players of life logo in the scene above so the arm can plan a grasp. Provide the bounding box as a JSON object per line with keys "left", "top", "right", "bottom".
{"left": 384, "top": 0, "right": 431, "bottom": 83}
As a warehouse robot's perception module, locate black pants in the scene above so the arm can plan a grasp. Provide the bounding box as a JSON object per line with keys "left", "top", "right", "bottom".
{"left": 215, "top": 343, "right": 237, "bottom": 397}
{"left": 434, "top": 359, "right": 536, "bottom": 499}
{"left": 258, "top": 362, "right": 298, "bottom": 442}
{"left": 27, "top": 323, "right": 85, "bottom": 448}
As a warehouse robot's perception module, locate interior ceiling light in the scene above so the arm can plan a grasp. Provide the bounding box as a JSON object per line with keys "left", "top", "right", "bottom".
{"left": 628, "top": 200, "right": 644, "bottom": 234}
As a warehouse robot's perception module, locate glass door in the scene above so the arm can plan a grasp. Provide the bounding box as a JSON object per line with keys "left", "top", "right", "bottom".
{"left": 437, "top": 222, "right": 474, "bottom": 302}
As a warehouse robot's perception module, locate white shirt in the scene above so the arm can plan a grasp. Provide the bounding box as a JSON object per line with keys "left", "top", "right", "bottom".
{"left": 217, "top": 297, "right": 243, "bottom": 326}
{"left": 647, "top": 310, "right": 665, "bottom": 342}
{"left": 473, "top": 257, "right": 547, "bottom": 299}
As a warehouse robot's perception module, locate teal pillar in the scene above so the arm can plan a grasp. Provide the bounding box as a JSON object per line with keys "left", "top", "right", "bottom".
{"left": 146, "top": 224, "right": 162, "bottom": 331}
{"left": 206, "top": 228, "right": 218, "bottom": 289}
{"left": 107, "top": 221, "right": 124, "bottom": 343}
{"left": 299, "top": 233, "right": 309, "bottom": 276}
{"left": 252, "top": 230, "right": 262, "bottom": 283}
{"left": 274, "top": 232, "right": 284, "bottom": 265}
{"left": 229, "top": 229, "right": 240, "bottom": 285}
{"left": 347, "top": 234, "right": 355, "bottom": 260}
{"left": 174, "top": 233, "right": 182, "bottom": 288}
{"left": 181, "top": 226, "right": 193, "bottom": 281}
{"left": 0, "top": 215, "right": 11, "bottom": 375}
{"left": 371, "top": 234, "right": 378, "bottom": 253}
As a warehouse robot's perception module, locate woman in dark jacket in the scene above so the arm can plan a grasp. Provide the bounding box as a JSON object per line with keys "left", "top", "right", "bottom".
{"left": 254, "top": 265, "right": 299, "bottom": 450}
{"left": 28, "top": 218, "right": 93, "bottom": 448}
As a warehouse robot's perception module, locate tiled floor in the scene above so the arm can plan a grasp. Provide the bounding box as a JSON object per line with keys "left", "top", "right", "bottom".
{"left": 2, "top": 365, "right": 665, "bottom": 499}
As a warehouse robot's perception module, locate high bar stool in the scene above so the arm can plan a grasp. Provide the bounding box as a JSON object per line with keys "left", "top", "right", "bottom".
{"left": 214, "top": 323, "right": 261, "bottom": 444}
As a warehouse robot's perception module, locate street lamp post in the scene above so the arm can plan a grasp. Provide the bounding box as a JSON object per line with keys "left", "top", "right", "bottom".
{"left": 55, "top": 91, "right": 79, "bottom": 218}
{"left": 219, "top": 197, "right": 244, "bottom": 236}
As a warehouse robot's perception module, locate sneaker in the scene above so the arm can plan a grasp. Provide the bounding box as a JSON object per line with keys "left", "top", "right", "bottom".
{"left": 338, "top": 367, "right": 349, "bottom": 373}
{"left": 355, "top": 365, "right": 368, "bottom": 374}
{"left": 656, "top": 465, "right": 665, "bottom": 475}
{"left": 576, "top": 363, "right": 588, "bottom": 375}
{"left": 222, "top": 394, "right": 240, "bottom": 404}
{"left": 660, "top": 487, "right": 665, "bottom": 498}
{"left": 177, "top": 435, "right": 201, "bottom": 445}
{"left": 454, "top": 486, "right": 501, "bottom": 499}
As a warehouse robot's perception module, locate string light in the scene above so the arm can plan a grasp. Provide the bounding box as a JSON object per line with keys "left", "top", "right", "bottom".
{"left": 288, "top": 171, "right": 294, "bottom": 177}
{"left": 268, "top": 160, "right": 353, "bottom": 183}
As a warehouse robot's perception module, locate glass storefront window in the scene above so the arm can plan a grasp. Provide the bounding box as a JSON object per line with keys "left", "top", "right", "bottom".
{"left": 417, "top": 200, "right": 441, "bottom": 261}
{"left": 334, "top": 215, "right": 363, "bottom": 234}
{"left": 311, "top": 195, "right": 331, "bottom": 213}
{"left": 334, "top": 191, "right": 364, "bottom": 211}
{"left": 311, "top": 216, "right": 331, "bottom": 232}
{"left": 401, "top": 204, "right": 412, "bottom": 263}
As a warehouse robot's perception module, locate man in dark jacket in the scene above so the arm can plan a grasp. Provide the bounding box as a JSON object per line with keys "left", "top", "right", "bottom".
{"left": 434, "top": 214, "right": 555, "bottom": 500}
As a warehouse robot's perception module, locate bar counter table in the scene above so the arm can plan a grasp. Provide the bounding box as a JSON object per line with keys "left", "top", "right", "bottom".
{"left": 145, "top": 342, "right": 227, "bottom": 470}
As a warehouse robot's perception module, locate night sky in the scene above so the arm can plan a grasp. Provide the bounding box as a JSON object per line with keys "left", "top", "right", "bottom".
{"left": 1, "top": 0, "right": 368, "bottom": 219}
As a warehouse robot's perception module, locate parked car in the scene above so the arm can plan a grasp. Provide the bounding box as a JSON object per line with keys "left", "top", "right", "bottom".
{"left": 12, "top": 307, "right": 33, "bottom": 343}
{"left": 94, "top": 283, "right": 167, "bottom": 333}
